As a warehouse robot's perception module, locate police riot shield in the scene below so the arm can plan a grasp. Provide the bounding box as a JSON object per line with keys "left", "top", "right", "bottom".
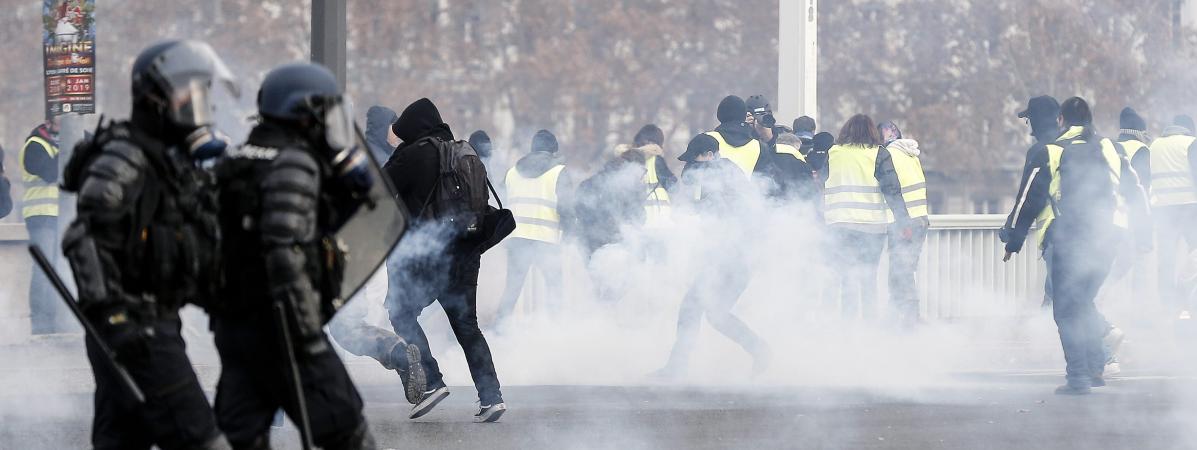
{"left": 333, "top": 126, "right": 407, "bottom": 304}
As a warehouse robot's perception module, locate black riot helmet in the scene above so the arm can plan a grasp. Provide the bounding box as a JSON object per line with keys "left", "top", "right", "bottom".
{"left": 257, "top": 63, "right": 356, "bottom": 154}
{"left": 258, "top": 62, "right": 372, "bottom": 195}
{"left": 131, "top": 40, "right": 239, "bottom": 158}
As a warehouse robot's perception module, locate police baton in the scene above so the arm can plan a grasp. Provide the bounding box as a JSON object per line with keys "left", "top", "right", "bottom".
{"left": 28, "top": 245, "right": 147, "bottom": 404}
{"left": 273, "top": 298, "right": 314, "bottom": 450}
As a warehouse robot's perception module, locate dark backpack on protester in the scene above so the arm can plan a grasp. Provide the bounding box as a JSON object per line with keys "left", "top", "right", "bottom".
{"left": 1054, "top": 137, "right": 1118, "bottom": 233}
{"left": 415, "top": 137, "right": 514, "bottom": 252}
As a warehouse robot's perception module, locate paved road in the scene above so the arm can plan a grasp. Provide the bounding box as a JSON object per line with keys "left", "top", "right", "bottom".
{"left": 3, "top": 372, "right": 1195, "bottom": 449}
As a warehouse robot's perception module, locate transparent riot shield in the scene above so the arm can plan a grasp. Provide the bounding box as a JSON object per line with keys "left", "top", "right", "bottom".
{"left": 333, "top": 126, "right": 407, "bottom": 303}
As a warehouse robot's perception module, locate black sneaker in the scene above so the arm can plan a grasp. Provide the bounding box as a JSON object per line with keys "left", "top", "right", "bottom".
{"left": 1054, "top": 384, "right": 1092, "bottom": 395}
{"left": 410, "top": 387, "right": 450, "bottom": 419}
{"left": 391, "top": 343, "right": 427, "bottom": 405}
{"left": 475, "top": 403, "right": 507, "bottom": 423}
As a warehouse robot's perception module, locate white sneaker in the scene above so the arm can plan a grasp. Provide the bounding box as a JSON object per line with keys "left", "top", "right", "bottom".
{"left": 410, "top": 387, "right": 450, "bottom": 419}
{"left": 1180, "top": 310, "right": 1192, "bottom": 321}
{"left": 475, "top": 403, "right": 507, "bottom": 423}
{"left": 1105, "top": 359, "right": 1122, "bottom": 376}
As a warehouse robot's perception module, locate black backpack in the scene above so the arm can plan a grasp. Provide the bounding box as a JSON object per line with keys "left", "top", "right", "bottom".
{"left": 1055, "top": 138, "right": 1117, "bottom": 229}
{"left": 416, "top": 137, "right": 514, "bottom": 250}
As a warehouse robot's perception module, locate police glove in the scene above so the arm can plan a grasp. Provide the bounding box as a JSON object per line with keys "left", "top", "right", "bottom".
{"left": 97, "top": 306, "right": 153, "bottom": 361}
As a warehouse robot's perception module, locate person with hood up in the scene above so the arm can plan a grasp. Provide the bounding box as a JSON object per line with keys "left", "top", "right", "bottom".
{"left": 632, "top": 124, "right": 677, "bottom": 227}
{"left": 652, "top": 134, "right": 770, "bottom": 379}
{"left": 384, "top": 98, "right": 507, "bottom": 422}
{"left": 704, "top": 95, "right": 773, "bottom": 180}
{"left": 1002, "top": 97, "right": 1151, "bottom": 395}
{"left": 1002, "top": 95, "right": 1062, "bottom": 309}
{"left": 1147, "top": 114, "right": 1197, "bottom": 320}
{"left": 365, "top": 105, "right": 399, "bottom": 162}
{"left": 493, "top": 129, "right": 574, "bottom": 327}
{"left": 823, "top": 114, "right": 911, "bottom": 320}
{"left": 879, "top": 121, "right": 929, "bottom": 329}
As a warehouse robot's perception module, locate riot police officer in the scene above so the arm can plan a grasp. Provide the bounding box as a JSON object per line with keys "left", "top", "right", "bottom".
{"left": 59, "top": 40, "right": 233, "bottom": 450}
{"left": 212, "top": 62, "right": 381, "bottom": 449}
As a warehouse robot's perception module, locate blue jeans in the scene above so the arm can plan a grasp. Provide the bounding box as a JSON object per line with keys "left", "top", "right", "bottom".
{"left": 27, "top": 215, "right": 66, "bottom": 334}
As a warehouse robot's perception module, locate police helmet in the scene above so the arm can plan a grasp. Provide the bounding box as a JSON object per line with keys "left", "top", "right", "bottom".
{"left": 257, "top": 63, "right": 354, "bottom": 152}
{"left": 131, "top": 40, "right": 239, "bottom": 130}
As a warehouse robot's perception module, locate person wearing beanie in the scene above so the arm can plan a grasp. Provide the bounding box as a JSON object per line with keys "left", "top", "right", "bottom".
{"left": 652, "top": 133, "right": 770, "bottom": 379}
{"left": 494, "top": 129, "right": 573, "bottom": 328}
{"left": 632, "top": 124, "right": 678, "bottom": 227}
{"left": 384, "top": 97, "right": 508, "bottom": 421}
{"left": 1148, "top": 113, "right": 1197, "bottom": 321}
{"left": 469, "top": 129, "right": 493, "bottom": 160}
{"left": 1118, "top": 107, "right": 1151, "bottom": 187}
{"left": 706, "top": 95, "right": 773, "bottom": 178}
{"left": 1002, "top": 97, "right": 1151, "bottom": 395}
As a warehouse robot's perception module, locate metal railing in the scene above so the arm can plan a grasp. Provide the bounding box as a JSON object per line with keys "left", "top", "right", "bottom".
{"left": 917, "top": 214, "right": 1045, "bottom": 319}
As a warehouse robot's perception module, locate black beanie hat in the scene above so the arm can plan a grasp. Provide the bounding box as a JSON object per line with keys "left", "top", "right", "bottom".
{"left": 1120, "top": 107, "right": 1146, "bottom": 131}
{"left": 717, "top": 95, "right": 747, "bottom": 124}
{"left": 531, "top": 129, "right": 558, "bottom": 153}
{"left": 1174, "top": 115, "right": 1195, "bottom": 133}
{"left": 468, "top": 130, "right": 492, "bottom": 158}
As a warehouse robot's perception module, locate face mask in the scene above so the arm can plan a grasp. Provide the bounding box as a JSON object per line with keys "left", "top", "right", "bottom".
{"left": 184, "top": 126, "right": 229, "bottom": 160}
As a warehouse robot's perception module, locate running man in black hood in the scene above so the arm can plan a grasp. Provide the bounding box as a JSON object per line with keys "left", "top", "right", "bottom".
{"left": 383, "top": 98, "right": 507, "bottom": 423}
{"left": 493, "top": 129, "right": 574, "bottom": 328}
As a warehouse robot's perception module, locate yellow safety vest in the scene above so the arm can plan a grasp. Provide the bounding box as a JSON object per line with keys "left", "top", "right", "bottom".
{"left": 1148, "top": 134, "right": 1197, "bottom": 207}
{"left": 824, "top": 144, "right": 893, "bottom": 226}
{"left": 19, "top": 134, "right": 59, "bottom": 218}
{"left": 1036, "top": 127, "right": 1128, "bottom": 240}
{"left": 506, "top": 165, "right": 566, "bottom": 243}
{"left": 704, "top": 131, "right": 761, "bottom": 178}
{"left": 644, "top": 155, "right": 672, "bottom": 226}
{"left": 775, "top": 143, "right": 806, "bottom": 162}
{"left": 1120, "top": 139, "right": 1148, "bottom": 161}
{"left": 887, "top": 147, "right": 929, "bottom": 218}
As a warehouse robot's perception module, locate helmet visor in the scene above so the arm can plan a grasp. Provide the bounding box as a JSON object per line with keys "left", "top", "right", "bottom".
{"left": 151, "top": 41, "right": 240, "bottom": 128}
{"left": 324, "top": 100, "right": 355, "bottom": 152}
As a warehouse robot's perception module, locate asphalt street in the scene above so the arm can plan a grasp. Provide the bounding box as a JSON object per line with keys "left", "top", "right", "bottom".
{"left": 2, "top": 368, "right": 1195, "bottom": 450}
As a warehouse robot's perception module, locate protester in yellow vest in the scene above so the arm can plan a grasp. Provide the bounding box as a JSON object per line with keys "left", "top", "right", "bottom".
{"left": 1003, "top": 97, "right": 1150, "bottom": 395}
{"left": 632, "top": 124, "right": 677, "bottom": 227}
{"left": 20, "top": 118, "right": 68, "bottom": 334}
{"left": 704, "top": 95, "right": 771, "bottom": 179}
{"left": 1107, "top": 107, "right": 1152, "bottom": 346}
{"left": 494, "top": 129, "right": 572, "bottom": 327}
{"left": 823, "top": 114, "right": 911, "bottom": 320}
{"left": 653, "top": 133, "right": 769, "bottom": 379}
{"left": 879, "top": 121, "right": 929, "bottom": 329}
{"left": 1146, "top": 114, "right": 1197, "bottom": 319}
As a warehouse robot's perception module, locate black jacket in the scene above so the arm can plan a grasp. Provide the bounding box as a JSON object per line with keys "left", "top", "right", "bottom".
{"left": 680, "top": 158, "right": 750, "bottom": 214}
{"left": 1004, "top": 126, "right": 1151, "bottom": 254}
{"left": 573, "top": 158, "right": 647, "bottom": 252}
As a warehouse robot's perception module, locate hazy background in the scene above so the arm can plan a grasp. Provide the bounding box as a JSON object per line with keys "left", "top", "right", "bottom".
{"left": 3, "top": 0, "right": 1197, "bottom": 217}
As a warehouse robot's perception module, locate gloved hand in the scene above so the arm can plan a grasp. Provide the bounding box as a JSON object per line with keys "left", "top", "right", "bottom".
{"left": 98, "top": 307, "right": 152, "bottom": 361}
{"left": 332, "top": 147, "right": 374, "bottom": 197}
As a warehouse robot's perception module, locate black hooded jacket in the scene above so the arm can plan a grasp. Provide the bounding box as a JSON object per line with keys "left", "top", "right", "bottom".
{"left": 383, "top": 99, "right": 455, "bottom": 218}
{"left": 573, "top": 157, "right": 647, "bottom": 253}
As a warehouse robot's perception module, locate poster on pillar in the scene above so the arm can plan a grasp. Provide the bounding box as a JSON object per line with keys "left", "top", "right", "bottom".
{"left": 42, "top": 0, "right": 97, "bottom": 119}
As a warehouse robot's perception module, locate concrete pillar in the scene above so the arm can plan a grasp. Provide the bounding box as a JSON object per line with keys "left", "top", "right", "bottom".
{"left": 311, "top": 0, "right": 347, "bottom": 90}
{"left": 777, "top": 0, "right": 818, "bottom": 125}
